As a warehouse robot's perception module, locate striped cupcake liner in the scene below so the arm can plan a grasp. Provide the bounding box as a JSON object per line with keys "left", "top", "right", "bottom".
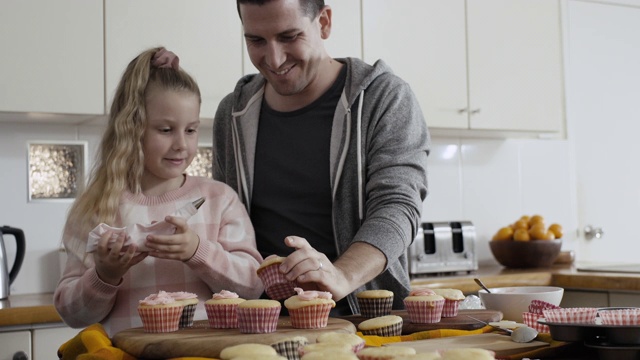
{"left": 237, "top": 306, "right": 281, "bottom": 333}
{"left": 598, "top": 309, "right": 640, "bottom": 325}
{"left": 543, "top": 307, "right": 598, "bottom": 324}
{"left": 288, "top": 304, "right": 333, "bottom": 329}
{"left": 258, "top": 265, "right": 298, "bottom": 300}
{"left": 441, "top": 299, "right": 461, "bottom": 318}
{"left": 178, "top": 304, "right": 197, "bottom": 328}
{"left": 205, "top": 303, "right": 240, "bottom": 329}
{"left": 271, "top": 338, "right": 309, "bottom": 360}
{"left": 404, "top": 299, "right": 445, "bottom": 324}
{"left": 529, "top": 299, "right": 561, "bottom": 315}
{"left": 360, "top": 320, "right": 403, "bottom": 337}
{"left": 357, "top": 297, "right": 393, "bottom": 318}
{"left": 523, "top": 312, "right": 550, "bottom": 333}
{"left": 138, "top": 306, "right": 183, "bottom": 333}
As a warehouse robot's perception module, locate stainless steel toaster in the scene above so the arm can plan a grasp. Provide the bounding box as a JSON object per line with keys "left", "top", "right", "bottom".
{"left": 408, "top": 221, "right": 477, "bottom": 276}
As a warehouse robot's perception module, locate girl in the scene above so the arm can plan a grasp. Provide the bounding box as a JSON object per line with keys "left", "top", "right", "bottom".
{"left": 54, "top": 47, "right": 263, "bottom": 336}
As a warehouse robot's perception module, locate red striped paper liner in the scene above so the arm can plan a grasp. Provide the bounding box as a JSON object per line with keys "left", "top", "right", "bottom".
{"left": 271, "top": 338, "right": 308, "bottom": 360}
{"left": 360, "top": 320, "right": 403, "bottom": 337}
{"left": 137, "top": 305, "right": 183, "bottom": 333}
{"left": 288, "top": 303, "right": 333, "bottom": 329}
{"left": 441, "top": 299, "right": 461, "bottom": 318}
{"left": 205, "top": 303, "right": 240, "bottom": 329}
{"left": 357, "top": 297, "right": 393, "bottom": 318}
{"left": 258, "top": 265, "right": 298, "bottom": 300}
{"left": 178, "top": 304, "right": 197, "bottom": 328}
{"left": 543, "top": 307, "right": 598, "bottom": 323}
{"left": 598, "top": 309, "right": 640, "bottom": 325}
{"left": 523, "top": 312, "right": 550, "bottom": 333}
{"left": 237, "top": 305, "right": 281, "bottom": 333}
{"left": 529, "top": 299, "right": 561, "bottom": 315}
{"left": 403, "top": 298, "right": 445, "bottom": 324}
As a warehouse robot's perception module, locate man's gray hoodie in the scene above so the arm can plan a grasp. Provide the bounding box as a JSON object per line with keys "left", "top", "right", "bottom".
{"left": 212, "top": 57, "right": 430, "bottom": 313}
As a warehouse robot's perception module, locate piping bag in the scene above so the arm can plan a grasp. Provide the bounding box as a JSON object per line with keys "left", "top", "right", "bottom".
{"left": 85, "top": 197, "right": 205, "bottom": 253}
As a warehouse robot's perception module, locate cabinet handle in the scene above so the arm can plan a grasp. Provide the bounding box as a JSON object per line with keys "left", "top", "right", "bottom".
{"left": 457, "top": 108, "right": 468, "bottom": 114}
{"left": 584, "top": 225, "right": 604, "bottom": 240}
{"left": 12, "top": 351, "right": 28, "bottom": 360}
{"left": 470, "top": 108, "right": 481, "bottom": 115}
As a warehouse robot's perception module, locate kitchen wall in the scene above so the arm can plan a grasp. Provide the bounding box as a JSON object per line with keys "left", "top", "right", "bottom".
{"left": 0, "top": 118, "right": 577, "bottom": 296}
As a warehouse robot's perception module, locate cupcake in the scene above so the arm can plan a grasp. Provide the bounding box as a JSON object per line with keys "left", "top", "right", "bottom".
{"left": 403, "top": 289, "right": 445, "bottom": 324}
{"left": 356, "top": 290, "right": 394, "bottom": 318}
{"left": 219, "top": 343, "right": 279, "bottom": 359}
{"left": 543, "top": 307, "right": 598, "bottom": 324}
{"left": 431, "top": 288, "right": 464, "bottom": 318}
{"left": 137, "top": 290, "right": 184, "bottom": 333}
{"left": 357, "top": 315, "right": 404, "bottom": 337}
{"left": 167, "top": 291, "right": 199, "bottom": 327}
{"left": 302, "top": 352, "right": 359, "bottom": 360}
{"left": 204, "top": 290, "right": 246, "bottom": 329}
{"left": 257, "top": 255, "right": 298, "bottom": 300}
{"left": 316, "top": 332, "right": 365, "bottom": 353}
{"left": 299, "top": 343, "right": 354, "bottom": 357}
{"left": 284, "top": 287, "right": 336, "bottom": 329}
{"left": 237, "top": 299, "right": 282, "bottom": 333}
{"left": 598, "top": 308, "right": 640, "bottom": 325}
{"left": 356, "top": 346, "right": 416, "bottom": 360}
{"left": 270, "top": 336, "right": 309, "bottom": 360}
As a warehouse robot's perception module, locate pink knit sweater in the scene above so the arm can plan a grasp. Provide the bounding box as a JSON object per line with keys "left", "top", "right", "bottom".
{"left": 54, "top": 176, "right": 264, "bottom": 336}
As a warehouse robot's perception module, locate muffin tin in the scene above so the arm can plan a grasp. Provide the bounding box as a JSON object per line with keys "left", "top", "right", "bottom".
{"left": 538, "top": 307, "right": 640, "bottom": 360}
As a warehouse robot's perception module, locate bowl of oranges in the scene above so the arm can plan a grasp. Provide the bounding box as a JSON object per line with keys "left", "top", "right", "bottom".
{"left": 489, "top": 215, "right": 563, "bottom": 268}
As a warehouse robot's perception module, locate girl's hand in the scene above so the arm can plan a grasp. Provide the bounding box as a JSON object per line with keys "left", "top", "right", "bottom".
{"left": 94, "top": 231, "right": 147, "bottom": 286}
{"left": 145, "top": 216, "right": 200, "bottom": 261}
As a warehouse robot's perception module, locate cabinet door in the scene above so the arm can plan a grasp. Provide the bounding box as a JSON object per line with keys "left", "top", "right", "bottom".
{"left": 105, "top": 0, "right": 243, "bottom": 126}
{"left": 0, "top": 0, "right": 104, "bottom": 115}
{"left": 0, "top": 331, "right": 31, "bottom": 360}
{"left": 32, "top": 326, "right": 79, "bottom": 360}
{"left": 467, "top": 0, "right": 564, "bottom": 132}
{"left": 362, "top": 0, "right": 469, "bottom": 129}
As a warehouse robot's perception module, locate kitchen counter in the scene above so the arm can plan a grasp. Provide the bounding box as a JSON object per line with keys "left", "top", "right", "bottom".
{"left": 3, "top": 263, "right": 640, "bottom": 329}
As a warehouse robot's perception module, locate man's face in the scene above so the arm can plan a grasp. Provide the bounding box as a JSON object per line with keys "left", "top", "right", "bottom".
{"left": 240, "top": 0, "right": 329, "bottom": 97}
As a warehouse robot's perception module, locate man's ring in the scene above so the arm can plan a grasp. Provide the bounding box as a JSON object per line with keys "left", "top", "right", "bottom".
{"left": 317, "top": 261, "right": 323, "bottom": 271}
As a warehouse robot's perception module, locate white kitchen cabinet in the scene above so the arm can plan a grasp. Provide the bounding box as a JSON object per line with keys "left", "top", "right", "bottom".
{"left": 32, "top": 326, "right": 78, "bottom": 360}
{"left": 0, "top": 330, "right": 31, "bottom": 360}
{"left": 363, "top": 0, "right": 564, "bottom": 134}
{"left": 0, "top": 0, "right": 104, "bottom": 116}
{"left": 105, "top": 0, "right": 243, "bottom": 126}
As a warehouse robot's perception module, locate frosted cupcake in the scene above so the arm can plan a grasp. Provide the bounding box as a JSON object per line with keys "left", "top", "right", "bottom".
{"left": 167, "top": 291, "right": 199, "bottom": 327}
{"left": 316, "top": 332, "right": 365, "bottom": 353}
{"left": 403, "top": 289, "right": 445, "bottom": 324}
{"left": 284, "top": 287, "right": 336, "bottom": 329}
{"left": 204, "top": 290, "right": 246, "bottom": 329}
{"left": 357, "top": 314, "right": 404, "bottom": 337}
{"left": 257, "top": 255, "right": 298, "bottom": 300}
{"left": 431, "top": 288, "right": 464, "bottom": 318}
{"left": 237, "top": 299, "right": 282, "bottom": 333}
{"left": 356, "top": 290, "right": 394, "bottom": 318}
{"left": 137, "top": 290, "right": 184, "bottom": 333}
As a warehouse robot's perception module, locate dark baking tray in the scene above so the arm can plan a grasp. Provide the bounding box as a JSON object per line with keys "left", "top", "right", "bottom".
{"left": 584, "top": 341, "right": 640, "bottom": 360}
{"left": 539, "top": 320, "right": 640, "bottom": 345}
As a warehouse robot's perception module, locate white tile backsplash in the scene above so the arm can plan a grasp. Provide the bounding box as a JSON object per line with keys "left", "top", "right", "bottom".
{"left": 1, "top": 121, "right": 575, "bottom": 295}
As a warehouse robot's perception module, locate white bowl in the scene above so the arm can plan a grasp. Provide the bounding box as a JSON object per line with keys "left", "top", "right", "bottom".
{"left": 478, "top": 286, "right": 564, "bottom": 322}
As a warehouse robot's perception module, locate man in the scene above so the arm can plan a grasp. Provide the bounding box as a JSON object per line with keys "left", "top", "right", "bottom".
{"left": 156, "top": 0, "right": 429, "bottom": 315}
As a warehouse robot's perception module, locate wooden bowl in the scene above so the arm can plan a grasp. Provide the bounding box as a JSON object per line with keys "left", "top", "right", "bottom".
{"left": 489, "top": 239, "right": 562, "bottom": 268}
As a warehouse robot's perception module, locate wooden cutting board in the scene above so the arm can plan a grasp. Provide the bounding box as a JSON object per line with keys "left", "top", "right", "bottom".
{"left": 340, "top": 309, "right": 503, "bottom": 334}
{"left": 385, "top": 333, "right": 550, "bottom": 356}
{"left": 113, "top": 317, "right": 355, "bottom": 359}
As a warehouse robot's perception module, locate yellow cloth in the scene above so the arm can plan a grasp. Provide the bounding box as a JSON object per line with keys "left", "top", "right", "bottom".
{"left": 57, "top": 324, "right": 219, "bottom": 360}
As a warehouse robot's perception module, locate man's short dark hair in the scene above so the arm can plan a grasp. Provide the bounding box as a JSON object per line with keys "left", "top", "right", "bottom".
{"left": 237, "top": 0, "right": 325, "bottom": 21}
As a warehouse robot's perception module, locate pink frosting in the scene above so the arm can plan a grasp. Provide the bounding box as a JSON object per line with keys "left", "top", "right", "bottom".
{"left": 139, "top": 290, "right": 177, "bottom": 305}
{"left": 294, "top": 287, "right": 333, "bottom": 301}
{"left": 168, "top": 291, "right": 197, "bottom": 300}
{"left": 409, "top": 288, "right": 436, "bottom": 296}
{"left": 211, "top": 290, "right": 239, "bottom": 300}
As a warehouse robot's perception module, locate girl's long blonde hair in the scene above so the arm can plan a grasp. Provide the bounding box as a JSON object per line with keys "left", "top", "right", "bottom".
{"left": 64, "top": 47, "right": 201, "bottom": 250}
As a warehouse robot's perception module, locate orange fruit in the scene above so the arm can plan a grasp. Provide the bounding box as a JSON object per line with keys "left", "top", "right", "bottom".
{"left": 528, "top": 214, "right": 544, "bottom": 227}
{"left": 513, "top": 228, "right": 531, "bottom": 241}
{"left": 528, "top": 223, "right": 547, "bottom": 240}
{"left": 520, "top": 215, "right": 531, "bottom": 224}
{"left": 548, "top": 223, "right": 563, "bottom": 239}
{"left": 492, "top": 227, "right": 514, "bottom": 241}
{"left": 513, "top": 219, "right": 529, "bottom": 230}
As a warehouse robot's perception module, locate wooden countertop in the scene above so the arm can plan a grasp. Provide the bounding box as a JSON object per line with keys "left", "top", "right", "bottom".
{"left": 3, "top": 263, "right": 640, "bottom": 328}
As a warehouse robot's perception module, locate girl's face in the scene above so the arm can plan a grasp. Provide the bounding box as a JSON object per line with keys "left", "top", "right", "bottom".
{"left": 141, "top": 87, "right": 200, "bottom": 195}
